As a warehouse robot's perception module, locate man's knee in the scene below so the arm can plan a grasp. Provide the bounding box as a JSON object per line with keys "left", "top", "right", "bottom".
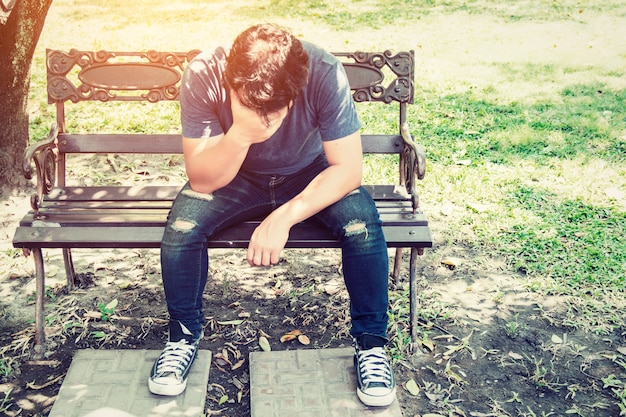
{"left": 343, "top": 220, "right": 369, "bottom": 238}
{"left": 170, "top": 218, "right": 197, "bottom": 233}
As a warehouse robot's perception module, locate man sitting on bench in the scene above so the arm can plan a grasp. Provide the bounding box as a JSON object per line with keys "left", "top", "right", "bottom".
{"left": 149, "top": 23, "right": 396, "bottom": 407}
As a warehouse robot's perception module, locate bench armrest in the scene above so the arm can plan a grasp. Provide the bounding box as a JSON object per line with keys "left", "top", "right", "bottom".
{"left": 400, "top": 122, "right": 426, "bottom": 211}
{"left": 23, "top": 123, "right": 59, "bottom": 214}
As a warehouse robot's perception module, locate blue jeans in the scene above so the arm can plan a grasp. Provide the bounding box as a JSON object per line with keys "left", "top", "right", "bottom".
{"left": 160, "top": 155, "right": 389, "bottom": 341}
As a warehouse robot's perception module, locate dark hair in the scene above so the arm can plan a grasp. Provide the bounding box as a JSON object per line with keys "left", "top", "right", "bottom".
{"left": 225, "top": 24, "right": 309, "bottom": 120}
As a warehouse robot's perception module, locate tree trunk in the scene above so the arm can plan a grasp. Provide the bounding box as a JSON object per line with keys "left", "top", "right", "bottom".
{"left": 0, "top": 0, "right": 53, "bottom": 189}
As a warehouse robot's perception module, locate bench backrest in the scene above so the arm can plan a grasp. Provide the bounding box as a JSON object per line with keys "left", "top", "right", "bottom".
{"left": 46, "top": 48, "right": 415, "bottom": 184}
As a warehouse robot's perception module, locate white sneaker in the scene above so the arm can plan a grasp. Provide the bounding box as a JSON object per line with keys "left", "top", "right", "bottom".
{"left": 148, "top": 321, "right": 199, "bottom": 396}
{"left": 354, "top": 344, "right": 396, "bottom": 407}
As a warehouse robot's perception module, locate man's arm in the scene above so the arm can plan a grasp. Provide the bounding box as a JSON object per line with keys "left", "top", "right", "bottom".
{"left": 246, "top": 130, "right": 363, "bottom": 266}
{"left": 182, "top": 134, "right": 245, "bottom": 194}
{"left": 183, "top": 90, "right": 289, "bottom": 194}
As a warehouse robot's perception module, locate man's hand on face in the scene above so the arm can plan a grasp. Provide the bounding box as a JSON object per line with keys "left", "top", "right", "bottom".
{"left": 230, "top": 89, "right": 289, "bottom": 145}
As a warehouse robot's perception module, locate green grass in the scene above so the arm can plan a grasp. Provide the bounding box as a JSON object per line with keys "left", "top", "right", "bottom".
{"left": 411, "top": 83, "right": 626, "bottom": 166}
{"left": 0, "top": 354, "right": 18, "bottom": 379}
{"left": 496, "top": 185, "right": 626, "bottom": 291}
{"left": 24, "top": 0, "right": 626, "bottom": 336}
{"left": 240, "top": 0, "right": 626, "bottom": 28}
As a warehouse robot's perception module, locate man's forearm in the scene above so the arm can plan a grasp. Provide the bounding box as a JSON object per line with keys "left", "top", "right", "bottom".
{"left": 271, "top": 164, "right": 361, "bottom": 228}
{"left": 246, "top": 164, "right": 361, "bottom": 266}
{"left": 183, "top": 133, "right": 250, "bottom": 194}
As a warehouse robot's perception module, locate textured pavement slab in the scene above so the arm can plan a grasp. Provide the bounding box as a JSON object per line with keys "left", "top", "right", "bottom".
{"left": 49, "top": 349, "right": 211, "bottom": 417}
{"left": 250, "top": 347, "right": 403, "bottom": 417}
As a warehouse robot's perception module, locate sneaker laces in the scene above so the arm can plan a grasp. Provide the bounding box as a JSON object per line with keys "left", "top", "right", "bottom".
{"left": 356, "top": 347, "right": 393, "bottom": 387}
{"left": 153, "top": 340, "right": 197, "bottom": 381}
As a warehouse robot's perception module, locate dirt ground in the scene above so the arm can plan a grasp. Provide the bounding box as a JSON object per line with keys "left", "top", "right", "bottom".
{"left": 1, "top": 181, "right": 624, "bottom": 417}
{"left": 2, "top": 5, "right": 626, "bottom": 417}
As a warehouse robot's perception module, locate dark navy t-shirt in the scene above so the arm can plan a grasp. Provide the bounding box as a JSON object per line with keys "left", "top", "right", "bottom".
{"left": 179, "top": 41, "right": 361, "bottom": 175}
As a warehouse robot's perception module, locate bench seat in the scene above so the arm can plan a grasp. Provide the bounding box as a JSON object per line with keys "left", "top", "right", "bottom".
{"left": 14, "top": 185, "right": 432, "bottom": 249}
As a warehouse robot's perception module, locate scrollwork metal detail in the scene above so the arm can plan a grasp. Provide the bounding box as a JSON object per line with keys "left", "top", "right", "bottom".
{"left": 400, "top": 122, "right": 426, "bottom": 212}
{"left": 23, "top": 123, "right": 59, "bottom": 214}
{"left": 46, "top": 49, "right": 200, "bottom": 103}
{"left": 336, "top": 50, "right": 414, "bottom": 104}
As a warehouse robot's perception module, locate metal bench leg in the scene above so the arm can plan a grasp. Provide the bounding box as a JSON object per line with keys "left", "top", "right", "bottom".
{"left": 392, "top": 248, "right": 402, "bottom": 279}
{"left": 409, "top": 247, "right": 419, "bottom": 343}
{"left": 63, "top": 248, "right": 76, "bottom": 291}
{"left": 32, "top": 248, "right": 46, "bottom": 360}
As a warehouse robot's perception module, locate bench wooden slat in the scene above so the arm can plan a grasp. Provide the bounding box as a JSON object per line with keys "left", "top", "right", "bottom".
{"left": 13, "top": 224, "right": 432, "bottom": 249}
{"left": 36, "top": 200, "right": 414, "bottom": 211}
{"left": 21, "top": 209, "right": 427, "bottom": 227}
{"left": 47, "top": 185, "right": 182, "bottom": 201}
{"left": 58, "top": 134, "right": 404, "bottom": 155}
{"left": 45, "top": 185, "right": 411, "bottom": 203}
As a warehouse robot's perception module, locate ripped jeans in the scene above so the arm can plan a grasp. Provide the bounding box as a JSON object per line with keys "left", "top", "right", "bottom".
{"left": 160, "top": 155, "right": 389, "bottom": 340}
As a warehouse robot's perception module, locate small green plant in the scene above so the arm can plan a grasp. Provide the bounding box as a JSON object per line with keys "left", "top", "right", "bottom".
{"left": 27, "top": 286, "right": 57, "bottom": 304}
{"left": 387, "top": 329, "right": 412, "bottom": 362}
{"left": 45, "top": 314, "right": 60, "bottom": 326}
{"left": 0, "top": 388, "right": 14, "bottom": 413}
{"left": 504, "top": 314, "right": 526, "bottom": 338}
{"left": 92, "top": 331, "right": 104, "bottom": 339}
{"left": 0, "top": 354, "right": 17, "bottom": 378}
{"left": 3, "top": 248, "right": 22, "bottom": 259}
{"left": 602, "top": 375, "right": 626, "bottom": 416}
{"left": 527, "top": 357, "right": 562, "bottom": 392}
{"left": 97, "top": 298, "right": 118, "bottom": 321}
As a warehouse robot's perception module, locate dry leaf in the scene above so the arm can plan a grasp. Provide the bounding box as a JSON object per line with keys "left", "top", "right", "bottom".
{"left": 280, "top": 334, "right": 296, "bottom": 343}
{"left": 26, "top": 373, "right": 66, "bottom": 390}
{"left": 232, "top": 359, "right": 245, "bottom": 370}
{"left": 616, "top": 346, "right": 626, "bottom": 356}
{"left": 259, "top": 336, "right": 271, "bottom": 352}
{"left": 508, "top": 351, "right": 523, "bottom": 360}
{"left": 405, "top": 379, "right": 420, "bottom": 396}
{"left": 280, "top": 330, "right": 302, "bottom": 343}
{"left": 214, "top": 356, "right": 231, "bottom": 368}
{"left": 551, "top": 334, "right": 563, "bottom": 344}
{"left": 105, "top": 299, "right": 118, "bottom": 311}
{"left": 441, "top": 257, "right": 461, "bottom": 270}
{"left": 217, "top": 319, "right": 244, "bottom": 326}
{"left": 297, "top": 334, "right": 310, "bottom": 345}
{"left": 424, "top": 388, "right": 445, "bottom": 400}
{"left": 232, "top": 377, "right": 245, "bottom": 390}
{"left": 84, "top": 311, "right": 103, "bottom": 320}
{"left": 466, "top": 312, "right": 481, "bottom": 322}
{"left": 323, "top": 280, "right": 342, "bottom": 295}
{"left": 421, "top": 339, "right": 435, "bottom": 351}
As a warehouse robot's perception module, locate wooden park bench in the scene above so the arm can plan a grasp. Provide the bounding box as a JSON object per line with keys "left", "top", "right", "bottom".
{"left": 12, "top": 48, "right": 432, "bottom": 357}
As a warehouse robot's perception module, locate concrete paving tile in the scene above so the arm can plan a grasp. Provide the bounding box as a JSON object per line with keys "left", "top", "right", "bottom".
{"left": 250, "top": 347, "right": 403, "bottom": 417}
{"left": 49, "top": 349, "right": 211, "bottom": 417}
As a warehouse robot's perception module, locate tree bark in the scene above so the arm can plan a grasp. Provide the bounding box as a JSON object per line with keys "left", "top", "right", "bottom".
{"left": 0, "top": 0, "right": 53, "bottom": 189}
